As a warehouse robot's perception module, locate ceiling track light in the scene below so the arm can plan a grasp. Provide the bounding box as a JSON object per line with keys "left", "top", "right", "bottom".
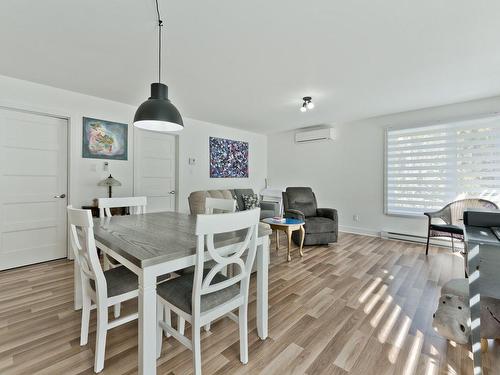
{"left": 300, "top": 96, "right": 314, "bottom": 112}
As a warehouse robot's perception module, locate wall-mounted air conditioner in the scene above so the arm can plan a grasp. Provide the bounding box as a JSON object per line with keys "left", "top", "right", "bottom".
{"left": 295, "top": 127, "right": 335, "bottom": 143}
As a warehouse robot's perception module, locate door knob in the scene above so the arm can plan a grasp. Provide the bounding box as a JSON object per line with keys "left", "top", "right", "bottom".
{"left": 54, "top": 194, "right": 66, "bottom": 198}
{"left": 169, "top": 190, "right": 175, "bottom": 195}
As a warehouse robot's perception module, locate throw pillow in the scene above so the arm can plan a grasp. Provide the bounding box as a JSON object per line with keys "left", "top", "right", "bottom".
{"left": 242, "top": 193, "right": 259, "bottom": 210}
{"left": 231, "top": 193, "right": 240, "bottom": 211}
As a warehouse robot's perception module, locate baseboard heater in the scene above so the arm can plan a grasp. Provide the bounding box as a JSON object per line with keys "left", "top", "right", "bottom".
{"left": 380, "top": 231, "right": 455, "bottom": 248}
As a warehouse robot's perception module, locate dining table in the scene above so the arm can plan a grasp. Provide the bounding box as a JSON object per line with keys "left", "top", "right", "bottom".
{"left": 73, "top": 211, "right": 271, "bottom": 375}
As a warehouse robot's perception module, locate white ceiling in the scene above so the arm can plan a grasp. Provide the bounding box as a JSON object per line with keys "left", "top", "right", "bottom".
{"left": 1, "top": 0, "right": 500, "bottom": 134}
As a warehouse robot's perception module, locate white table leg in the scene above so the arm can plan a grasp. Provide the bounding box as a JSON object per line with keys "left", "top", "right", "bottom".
{"left": 74, "top": 260, "right": 82, "bottom": 310}
{"left": 138, "top": 268, "right": 157, "bottom": 375}
{"left": 256, "top": 236, "right": 269, "bottom": 340}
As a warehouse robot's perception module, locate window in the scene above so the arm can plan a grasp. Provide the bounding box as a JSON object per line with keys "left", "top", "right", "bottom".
{"left": 385, "top": 115, "right": 500, "bottom": 216}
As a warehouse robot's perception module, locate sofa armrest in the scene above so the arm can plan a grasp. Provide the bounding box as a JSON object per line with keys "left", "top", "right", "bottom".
{"left": 317, "top": 208, "right": 338, "bottom": 222}
{"left": 260, "top": 200, "right": 280, "bottom": 216}
{"left": 284, "top": 209, "right": 305, "bottom": 221}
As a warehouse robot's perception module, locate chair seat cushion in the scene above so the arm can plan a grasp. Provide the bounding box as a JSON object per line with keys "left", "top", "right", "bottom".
{"left": 305, "top": 217, "right": 335, "bottom": 234}
{"left": 90, "top": 266, "right": 138, "bottom": 297}
{"left": 90, "top": 267, "right": 171, "bottom": 297}
{"left": 430, "top": 224, "right": 464, "bottom": 235}
{"left": 157, "top": 271, "right": 239, "bottom": 314}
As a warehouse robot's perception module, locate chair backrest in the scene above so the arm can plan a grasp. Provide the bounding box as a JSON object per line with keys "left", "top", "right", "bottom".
{"left": 67, "top": 206, "right": 107, "bottom": 297}
{"left": 205, "top": 197, "right": 237, "bottom": 214}
{"left": 448, "top": 198, "right": 499, "bottom": 225}
{"left": 283, "top": 187, "right": 317, "bottom": 217}
{"left": 97, "top": 196, "right": 147, "bottom": 217}
{"left": 192, "top": 208, "right": 260, "bottom": 315}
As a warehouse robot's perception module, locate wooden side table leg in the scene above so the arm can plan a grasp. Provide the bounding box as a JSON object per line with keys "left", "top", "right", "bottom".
{"left": 286, "top": 228, "right": 292, "bottom": 262}
{"left": 299, "top": 225, "right": 305, "bottom": 257}
{"left": 276, "top": 229, "right": 280, "bottom": 252}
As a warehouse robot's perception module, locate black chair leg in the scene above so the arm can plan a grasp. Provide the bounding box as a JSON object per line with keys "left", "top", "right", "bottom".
{"left": 425, "top": 229, "right": 431, "bottom": 255}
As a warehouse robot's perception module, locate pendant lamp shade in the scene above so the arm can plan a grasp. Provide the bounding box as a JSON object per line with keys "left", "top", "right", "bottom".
{"left": 134, "top": 0, "right": 183, "bottom": 133}
{"left": 134, "top": 83, "right": 183, "bottom": 132}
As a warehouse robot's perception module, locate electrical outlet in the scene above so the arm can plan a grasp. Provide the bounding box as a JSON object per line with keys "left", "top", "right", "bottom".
{"left": 188, "top": 157, "right": 196, "bottom": 165}
{"left": 353, "top": 214, "right": 360, "bottom": 222}
{"left": 103, "top": 161, "right": 109, "bottom": 172}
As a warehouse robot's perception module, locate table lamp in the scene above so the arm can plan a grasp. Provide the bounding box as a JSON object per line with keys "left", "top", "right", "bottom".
{"left": 98, "top": 174, "right": 122, "bottom": 198}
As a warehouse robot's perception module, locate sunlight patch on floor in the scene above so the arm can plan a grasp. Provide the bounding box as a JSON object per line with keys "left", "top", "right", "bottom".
{"left": 378, "top": 304, "right": 401, "bottom": 344}
{"left": 389, "top": 315, "right": 412, "bottom": 363}
{"left": 402, "top": 330, "right": 424, "bottom": 375}
{"left": 371, "top": 294, "right": 393, "bottom": 328}
{"left": 358, "top": 277, "right": 382, "bottom": 304}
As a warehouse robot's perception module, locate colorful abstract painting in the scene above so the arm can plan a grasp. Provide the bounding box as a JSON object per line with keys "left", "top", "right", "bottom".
{"left": 82, "top": 117, "right": 128, "bottom": 160}
{"left": 209, "top": 137, "right": 249, "bottom": 178}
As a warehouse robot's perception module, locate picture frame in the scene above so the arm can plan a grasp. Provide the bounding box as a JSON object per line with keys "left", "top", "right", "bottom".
{"left": 209, "top": 136, "right": 249, "bottom": 178}
{"left": 82, "top": 117, "right": 128, "bottom": 160}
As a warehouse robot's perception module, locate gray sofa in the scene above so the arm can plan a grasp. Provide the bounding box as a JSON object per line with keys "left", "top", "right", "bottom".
{"left": 282, "top": 187, "right": 338, "bottom": 246}
{"left": 188, "top": 188, "right": 279, "bottom": 219}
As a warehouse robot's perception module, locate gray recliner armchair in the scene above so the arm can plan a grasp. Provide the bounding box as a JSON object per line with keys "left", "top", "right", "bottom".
{"left": 282, "top": 187, "right": 338, "bottom": 246}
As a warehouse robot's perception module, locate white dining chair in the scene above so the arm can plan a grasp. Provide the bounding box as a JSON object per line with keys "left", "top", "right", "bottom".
{"left": 97, "top": 196, "right": 148, "bottom": 318}
{"left": 156, "top": 208, "right": 260, "bottom": 374}
{"left": 97, "top": 196, "right": 147, "bottom": 218}
{"left": 204, "top": 197, "right": 237, "bottom": 331}
{"left": 67, "top": 206, "right": 139, "bottom": 373}
{"left": 205, "top": 197, "right": 236, "bottom": 214}
{"left": 174, "top": 196, "right": 237, "bottom": 334}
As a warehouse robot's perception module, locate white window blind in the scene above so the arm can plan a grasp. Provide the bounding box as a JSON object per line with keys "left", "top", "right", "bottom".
{"left": 385, "top": 115, "right": 500, "bottom": 216}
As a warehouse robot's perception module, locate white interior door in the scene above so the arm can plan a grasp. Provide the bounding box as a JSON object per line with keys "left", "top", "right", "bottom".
{"left": 0, "top": 108, "right": 68, "bottom": 270}
{"left": 134, "top": 129, "right": 176, "bottom": 212}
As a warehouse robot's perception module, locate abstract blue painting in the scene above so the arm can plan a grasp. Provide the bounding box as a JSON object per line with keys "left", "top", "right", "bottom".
{"left": 209, "top": 137, "right": 249, "bottom": 178}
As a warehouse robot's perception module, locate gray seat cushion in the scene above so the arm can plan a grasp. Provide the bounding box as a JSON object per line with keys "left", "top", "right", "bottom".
{"left": 90, "top": 267, "right": 171, "bottom": 297}
{"left": 90, "top": 266, "right": 138, "bottom": 297}
{"left": 305, "top": 217, "right": 335, "bottom": 234}
{"left": 157, "top": 271, "right": 239, "bottom": 314}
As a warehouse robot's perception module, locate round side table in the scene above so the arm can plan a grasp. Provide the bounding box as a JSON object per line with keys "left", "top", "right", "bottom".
{"left": 261, "top": 217, "right": 305, "bottom": 261}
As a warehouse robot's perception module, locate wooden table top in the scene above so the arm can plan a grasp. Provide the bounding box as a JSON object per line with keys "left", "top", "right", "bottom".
{"left": 93, "top": 211, "right": 272, "bottom": 268}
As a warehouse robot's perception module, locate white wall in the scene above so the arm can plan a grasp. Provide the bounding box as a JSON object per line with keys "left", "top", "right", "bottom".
{"left": 0, "top": 75, "right": 267, "bottom": 212}
{"left": 268, "top": 96, "right": 500, "bottom": 237}
{"left": 177, "top": 118, "right": 267, "bottom": 212}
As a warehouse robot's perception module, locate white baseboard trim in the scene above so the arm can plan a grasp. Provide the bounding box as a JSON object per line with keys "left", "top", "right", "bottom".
{"left": 338, "top": 225, "right": 379, "bottom": 237}
{"left": 339, "top": 226, "right": 458, "bottom": 249}
{"left": 380, "top": 230, "right": 458, "bottom": 249}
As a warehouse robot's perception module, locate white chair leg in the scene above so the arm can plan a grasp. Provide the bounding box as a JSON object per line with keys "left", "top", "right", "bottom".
{"left": 192, "top": 321, "right": 202, "bottom": 375}
{"left": 164, "top": 307, "right": 172, "bottom": 337}
{"left": 80, "top": 294, "right": 91, "bottom": 346}
{"left": 113, "top": 303, "right": 121, "bottom": 318}
{"left": 103, "top": 254, "right": 110, "bottom": 271}
{"left": 239, "top": 304, "right": 248, "bottom": 364}
{"left": 178, "top": 315, "right": 185, "bottom": 335}
{"left": 204, "top": 323, "right": 211, "bottom": 332}
{"left": 157, "top": 298, "right": 164, "bottom": 359}
{"left": 94, "top": 305, "right": 108, "bottom": 373}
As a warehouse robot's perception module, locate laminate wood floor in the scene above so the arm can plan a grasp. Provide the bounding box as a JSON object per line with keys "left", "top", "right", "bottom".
{"left": 1, "top": 233, "right": 498, "bottom": 375}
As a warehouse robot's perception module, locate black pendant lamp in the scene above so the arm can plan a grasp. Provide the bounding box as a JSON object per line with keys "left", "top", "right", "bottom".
{"left": 134, "top": 0, "right": 183, "bottom": 132}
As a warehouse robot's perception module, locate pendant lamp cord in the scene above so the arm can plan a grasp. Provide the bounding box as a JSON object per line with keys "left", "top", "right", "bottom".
{"left": 155, "top": 0, "right": 163, "bottom": 83}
